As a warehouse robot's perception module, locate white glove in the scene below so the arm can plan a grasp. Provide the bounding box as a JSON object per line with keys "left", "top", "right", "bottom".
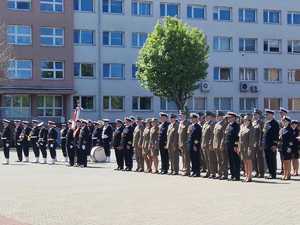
{"left": 102, "top": 134, "right": 108, "bottom": 139}
{"left": 5, "top": 143, "right": 9, "bottom": 147}
{"left": 82, "top": 145, "right": 86, "bottom": 150}
{"left": 50, "top": 144, "right": 54, "bottom": 148}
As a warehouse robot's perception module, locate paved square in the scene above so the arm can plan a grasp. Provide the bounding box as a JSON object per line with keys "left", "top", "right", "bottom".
{"left": 0, "top": 151, "right": 299, "bottom": 225}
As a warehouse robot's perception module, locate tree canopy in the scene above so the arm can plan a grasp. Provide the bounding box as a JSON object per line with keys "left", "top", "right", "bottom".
{"left": 137, "top": 17, "right": 209, "bottom": 111}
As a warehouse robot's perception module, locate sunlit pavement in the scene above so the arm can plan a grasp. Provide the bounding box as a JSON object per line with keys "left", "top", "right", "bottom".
{"left": 0, "top": 150, "right": 299, "bottom": 225}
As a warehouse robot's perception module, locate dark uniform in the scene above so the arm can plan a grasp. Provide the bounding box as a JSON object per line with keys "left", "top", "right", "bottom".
{"left": 30, "top": 124, "right": 40, "bottom": 160}
{"left": 121, "top": 124, "right": 134, "bottom": 171}
{"left": 102, "top": 124, "right": 113, "bottom": 158}
{"left": 87, "top": 123, "right": 94, "bottom": 156}
{"left": 15, "top": 123, "right": 24, "bottom": 162}
{"left": 66, "top": 127, "right": 75, "bottom": 166}
{"left": 291, "top": 126, "right": 299, "bottom": 160}
{"left": 159, "top": 121, "right": 170, "bottom": 174}
{"left": 188, "top": 122, "right": 202, "bottom": 176}
{"left": 92, "top": 126, "right": 102, "bottom": 147}
{"left": 262, "top": 118, "right": 280, "bottom": 179}
{"left": 224, "top": 120, "right": 240, "bottom": 180}
{"left": 21, "top": 124, "right": 31, "bottom": 161}
{"left": 78, "top": 125, "right": 89, "bottom": 167}
{"left": 38, "top": 125, "right": 48, "bottom": 161}
{"left": 74, "top": 127, "right": 81, "bottom": 165}
{"left": 48, "top": 126, "right": 58, "bottom": 162}
{"left": 60, "top": 126, "right": 68, "bottom": 159}
{"left": 112, "top": 125, "right": 124, "bottom": 169}
{"left": 279, "top": 125, "right": 293, "bottom": 161}
{"left": 2, "top": 121, "right": 12, "bottom": 162}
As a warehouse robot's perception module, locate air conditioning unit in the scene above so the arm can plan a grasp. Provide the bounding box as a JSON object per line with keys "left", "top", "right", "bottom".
{"left": 240, "top": 82, "right": 249, "bottom": 92}
{"left": 201, "top": 82, "right": 210, "bottom": 92}
{"left": 250, "top": 85, "right": 259, "bottom": 93}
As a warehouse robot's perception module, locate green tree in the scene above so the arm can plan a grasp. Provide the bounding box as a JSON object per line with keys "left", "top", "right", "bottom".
{"left": 137, "top": 17, "right": 209, "bottom": 112}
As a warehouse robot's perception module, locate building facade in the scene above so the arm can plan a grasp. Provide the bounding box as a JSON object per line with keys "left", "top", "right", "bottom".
{"left": 1, "top": 0, "right": 300, "bottom": 121}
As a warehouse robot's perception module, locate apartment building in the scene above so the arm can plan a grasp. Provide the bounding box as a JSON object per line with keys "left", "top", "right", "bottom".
{"left": 0, "top": 0, "right": 73, "bottom": 122}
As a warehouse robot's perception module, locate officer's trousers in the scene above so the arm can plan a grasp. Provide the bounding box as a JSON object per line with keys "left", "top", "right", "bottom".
{"left": 3, "top": 144, "right": 9, "bottom": 159}
{"left": 48, "top": 143, "right": 56, "bottom": 159}
{"left": 159, "top": 146, "right": 169, "bottom": 172}
{"left": 189, "top": 146, "right": 200, "bottom": 174}
{"left": 39, "top": 143, "right": 47, "bottom": 159}
{"left": 22, "top": 143, "right": 29, "bottom": 157}
{"left": 264, "top": 147, "right": 277, "bottom": 178}
{"left": 168, "top": 148, "right": 179, "bottom": 173}
{"left": 134, "top": 146, "right": 144, "bottom": 170}
{"left": 61, "top": 141, "right": 68, "bottom": 157}
{"left": 180, "top": 145, "right": 190, "bottom": 174}
{"left": 32, "top": 140, "right": 40, "bottom": 158}
{"left": 103, "top": 142, "right": 111, "bottom": 157}
{"left": 216, "top": 148, "right": 229, "bottom": 177}
{"left": 124, "top": 147, "right": 133, "bottom": 169}
{"left": 253, "top": 147, "right": 265, "bottom": 176}
{"left": 114, "top": 147, "right": 124, "bottom": 169}
{"left": 16, "top": 142, "right": 23, "bottom": 161}
{"left": 77, "top": 147, "right": 87, "bottom": 167}
{"left": 67, "top": 144, "right": 75, "bottom": 166}
{"left": 226, "top": 145, "right": 240, "bottom": 179}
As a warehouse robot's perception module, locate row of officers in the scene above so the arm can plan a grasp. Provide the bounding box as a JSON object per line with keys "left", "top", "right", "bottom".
{"left": 1, "top": 107, "right": 299, "bottom": 182}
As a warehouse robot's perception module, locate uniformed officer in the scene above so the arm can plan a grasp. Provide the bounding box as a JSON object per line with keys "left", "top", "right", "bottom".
{"left": 37, "top": 122, "right": 48, "bottom": 164}
{"left": 78, "top": 120, "right": 89, "bottom": 167}
{"left": 213, "top": 111, "right": 228, "bottom": 180}
{"left": 188, "top": 113, "right": 202, "bottom": 177}
{"left": 252, "top": 109, "right": 265, "bottom": 178}
{"left": 279, "top": 116, "right": 293, "bottom": 180}
{"left": 291, "top": 120, "right": 299, "bottom": 176}
{"left": 142, "top": 118, "right": 152, "bottom": 172}
{"left": 60, "top": 123, "right": 69, "bottom": 163}
{"left": 149, "top": 118, "right": 159, "bottom": 173}
{"left": 130, "top": 116, "right": 137, "bottom": 129}
{"left": 73, "top": 120, "right": 82, "bottom": 166}
{"left": 102, "top": 119, "right": 113, "bottom": 162}
{"left": 166, "top": 113, "right": 179, "bottom": 175}
{"left": 178, "top": 111, "right": 190, "bottom": 176}
{"left": 2, "top": 119, "right": 12, "bottom": 165}
{"left": 263, "top": 109, "right": 280, "bottom": 179}
{"left": 21, "top": 121, "right": 31, "bottom": 162}
{"left": 30, "top": 120, "right": 40, "bottom": 163}
{"left": 224, "top": 112, "right": 240, "bottom": 181}
{"left": 48, "top": 121, "right": 58, "bottom": 165}
{"left": 197, "top": 112, "right": 206, "bottom": 172}
{"left": 66, "top": 120, "right": 75, "bottom": 166}
{"left": 87, "top": 120, "right": 94, "bottom": 160}
{"left": 14, "top": 120, "right": 23, "bottom": 162}
{"left": 92, "top": 121, "right": 103, "bottom": 147}
{"left": 133, "top": 117, "right": 144, "bottom": 172}
{"left": 112, "top": 119, "right": 124, "bottom": 170}
{"left": 279, "top": 107, "right": 289, "bottom": 174}
{"left": 158, "top": 112, "right": 170, "bottom": 174}
{"left": 201, "top": 111, "right": 216, "bottom": 178}
{"left": 121, "top": 117, "right": 134, "bottom": 171}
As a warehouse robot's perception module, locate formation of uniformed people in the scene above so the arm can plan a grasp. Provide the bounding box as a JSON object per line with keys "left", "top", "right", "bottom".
{"left": 1, "top": 107, "right": 300, "bottom": 182}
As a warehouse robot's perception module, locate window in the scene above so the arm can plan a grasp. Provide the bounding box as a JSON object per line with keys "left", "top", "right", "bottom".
{"left": 103, "top": 63, "right": 124, "bottom": 79}
{"left": 264, "top": 98, "right": 281, "bottom": 110}
{"left": 160, "top": 98, "right": 177, "bottom": 111}
{"left": 263, "top": 10, "right": 281, "bottom": 24}
{"left": 264, "top": 68, "right": 281, "bottom": 82}
{"left": 214, "top": 97, "right": 233, "bottom": 111}
{"left": 103, "top": 0, "right": 123, "bottom": 14}
{"left": 239, "top": 68, "right": 257, "bottom": 81}
{"left": 132, "top": 1, "right": 152, "bottom": 16}
{"left": 7, "top": 25, "right": 32, "bottom": 45}
{"left": 37, "top": 95, "right": 63, "bottom": 117}
{"left": 288, "top": 40, "right": 300, "bottom": 54}
{"left": 73, "top": 96, "right": 94, "bottom": 111}
{"left": 40, "top": 27, "right": 64, "bottom": 46}
{"left": 187, "top": 97, "right": 206, "bottom": 111}
{"left": 132, "top": 64, "right": 137, "bottom": 79}
{"left": 187, "top": 5, "right": 206, "bottom": 20}
{"left": 213, "top": 67, "right": 232, "bottom": 81}
{"left": 132, "top": 32, "right": 147, "bottom": 48}
{"left": 7, "top": 59, "right": 32, "bottom": 79}
{"left": 40, "top": 60, "right": 64, "bottom": 79}
{"left": 40, "top": 0, "right": 63, "bottom": 12}
{"left": 8, "top": 0, "right": 31, "bottom": 10}
{"left": 103, "top": 96, "right": 124, "bottom": 111}
{"left": 74, "top": 63, "right": 95, "bottom": 78}
{"left": 239, "top": 8, "right": 257, "bottom": 23}
{"left": 288, "top": 12, "right": 300, "bottom": 25}
{"left": 288, "top": 69, "right": 300, "bottom": 83}
{"left": 132, "top": 96, "right": 152, "bottom": 111}
{"left": 160, "top": 3, "right": 179, "bottom": 17}
{"left": 213, "top": 36, "right": 232, "bottom": 51}
{"left": 74, "top": 30, "right": 94, "bottom": 45}
{"left": 239, "top": 38, "right": 257, "bottom": 52}
{"left": 103, "top": 31, "right": 124, "bottom": 46}
{"left": 213, "top": 7, "right": 232, "bottom": 21}
{"left": 2, "top": 95, "right": 30, "bottom": 118}
{"left": 264, "top": 39, "right": 281, "bottom": 53}
{"left": 240, "top": 98, "right": 258, "bottom": 111}
{"left": 74, "top": 0, "right": 94, "bottom": 12}
{"left": 288, "top": 98, "right": 300, "bottom": 111}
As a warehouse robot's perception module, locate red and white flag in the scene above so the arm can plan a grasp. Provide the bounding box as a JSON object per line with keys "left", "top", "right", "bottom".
{"left": 71, "top": 105, "right": 82, "bottom": 129}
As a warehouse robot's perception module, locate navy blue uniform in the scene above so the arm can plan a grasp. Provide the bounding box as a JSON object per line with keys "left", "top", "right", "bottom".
{"left": 21, "top": 126, "right": 31, "bottom": 158}
{"left": 78, "top": 126, "right": 89, "bottom": 167}
{"left": 263, "top": 119, "right": 279, "bottom": 178}
{"left": 112, "top": 126, "right": 124, "bottom": 169}
{"left": 279, "top": 126, "right": 293, "bottom": 160}
{"left": 15, "top": 125, "right": 23, "bottom": 161}
{"left": 291, "top": 128, "right": 299, "bottom": 159}
{"left": 60, "top": 127, "right": 68, "bottom": 158}
{"left": 159, "top": 121, "right": 170, "bottom": 173}
{"left": 102, "top": 125, "right": 113, "bottom": 157}
{"left": 38, "top": 127, "right": 48, "bottom": 159}
{"left": 188, "top": 123, "right": 202, "bottom": 176}
{"left": 30, "top": 126, "right": 40, "bottom": 158}
{"left": 92, "top": 127, "right": 102, "bottom": 147}
{"left": 2, "top": 125, "right": 12, "bottom": 159}
{"left": 48, "top": 127, "right": 58, "bottom": 160}
{"left": 224, "top": 122, "right": 240, "bottom": 180}
{"left": 121, "top": 125, "right": 134, "bottom": 170}
{"left": 66, "top": 128, "right": 75, "bottom": 166}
